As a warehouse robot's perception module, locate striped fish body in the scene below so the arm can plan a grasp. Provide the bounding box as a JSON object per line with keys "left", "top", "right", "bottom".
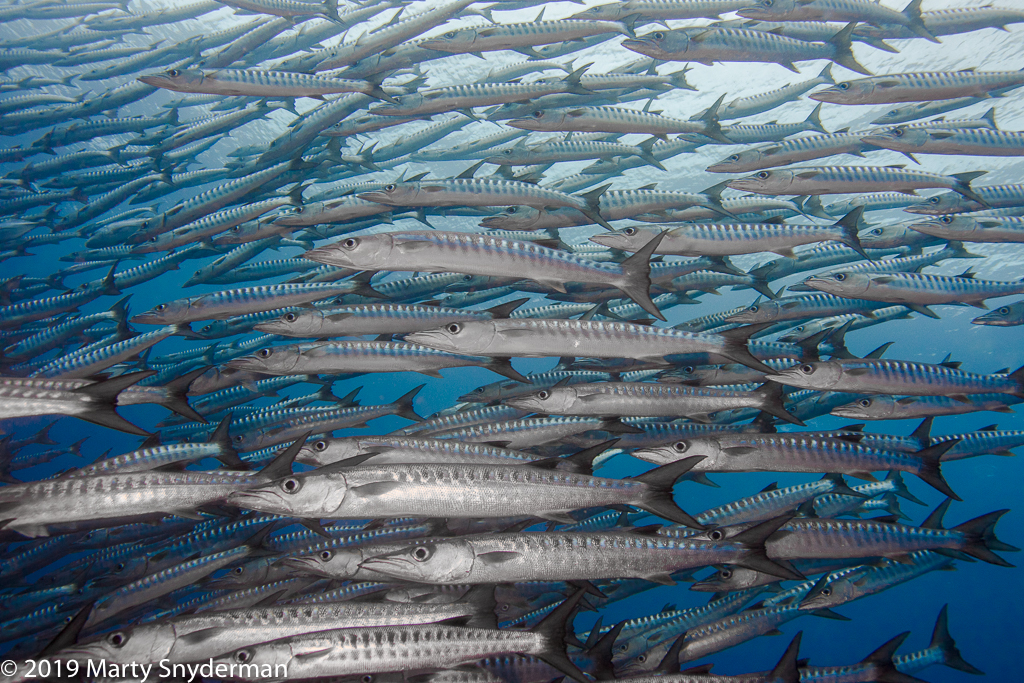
{"left": 912, "top": 215, "right": 1024, "bottom": 243}
{"left": 256, "top": 303, "right": 513, "bottom": 337}
{"left": 401, "top": 404, "right": 527, "bottom": 435}
{"left": 0, "top": 470, "right": 266, "bottom": 538}
{"left": 509, "top": 106, "right": 709, "bottom": 136}
{"left": 728, "top": 293, "right": 886, "bottom": 323}
{"left": 133, "top": 283, "right": 359, "bottom": 324}
{"left": 863, "top": 126, "right": 1024, "bottom": 157}
{"left": 708, "top": 132, "right": 873, "bottom": 172}
{"left": 572, "top": 0, "right": 748, "bottom": 21}
{"left": 812, "top": 70, "right": 1024, "bottom": 104}
{"left": 905, "top": 183, "right": 1024, "bottom": 215}
{"left": 371, "top": 80, "right": 590, "bottom": 117}
{"left": 739, "top": 0, "right": 925, "bottom": 32}
{"left": 832, "top": 392, "right": 1023, "bottom": 420}
{"left": 666, "top": 222, "right": 854, "bottom": 257}
{"left": 806, "top": 270, "right": 1024, "bottom": 307}
{"left": 800, "top": 550, "right": 952, "bottom": 610}
{"left": 728, "top": 165, "right": 981, "bottom": 197}
{"left": 460, "top": 370, "right": 613, "bottom": 404}
{"left": 770, "top": 358, "right": 1024, "bottom": 397}
{"left": 718, "top": 63, "right": 834, "bottom": 119}
{"left": 297, "top": 436, "right": 550, "bottom": 468}
{"left": 421, "top": 20, "right": 628, "bottom": 53}
{"left": 427, "top": 416, "right": 622, "bottom": 450}
{"left": 272, "top": 195, "right": 390, "bottom": 225}
{"left": 141, "top": 68, "right": 379, "bottom": 98}
{"left": 696, "top": 475, "right": 843, "bottom": 526}
{"left": 70, "top": 443, "right": 228, "bottom": 477}
{"left": 932, "top": 428, "right": 1024, "bottom": 460}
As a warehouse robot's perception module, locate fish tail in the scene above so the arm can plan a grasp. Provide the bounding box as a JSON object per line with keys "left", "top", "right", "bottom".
{"left": 1007, "top": 363, "right": 1024, "bottom": 397}
{"left": 732, "top": 515, "right": 805, "bottom": 580}
{"left": 829, "top": 23, "right": 872, "bottom": 76}
{"left": 391, "top": 383, "right": 425, "bottom": 422}
{"left": 884, "top": 470, "right": 925, "bottom": 505}
{"left": 927, "top": 604, "right": 985, "bottom": 675}
{"left": 805, "top": 102, "right": 827, "bottom": 134}
{"left": 753, "top": 382, "right": 804, "bottom": 426}
{"left": 71, "top": 371, "right": 155, "bottom": 436}
{"left": 210, "top": 414, "right": 244, "bottom": 469}
{"left": 833, "top": 206, "right": 870, "bottom": 259}
{"left": 817, "top": 63, "right": 835, "bottom": 84}
{"left": 615, "top": 230, "right": 667, "bottom": 321}
{"left": 901, "top": 0, "right": 940, "bottom": 42}
{"left": 633, "top": 455, "right": 706, "bottom": 528}
{"left": 531, "top": 590, "right": 592, "bottom": 682}
{"left": 716, "top": 323, "right": 777, "bottom": 374}
{"left": 952, "top": 509, "right": 1016, "bottom": 566}
{"left": 154, "top": 365, "right": 210, "bottom": 425}
{"left": 913, "top": 440, "right": 961, "bottom": 500}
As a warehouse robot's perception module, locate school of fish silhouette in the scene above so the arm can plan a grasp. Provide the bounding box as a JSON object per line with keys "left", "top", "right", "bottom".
{"left": 0, "top": 0, "right": 1022, "bottom": 680}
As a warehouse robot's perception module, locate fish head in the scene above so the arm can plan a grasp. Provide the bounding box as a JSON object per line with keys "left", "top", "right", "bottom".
{"left": 503, "top": 387, "right": 576, "bottom": 413}
{"left": 727, "top": 169, "right": 795, "bottom": 194}
{"left": 359, "top": 539, "right": 476, "bottom": 583}
{"left": 405, "top": 320, "right": 497, "bottom": 354}
{"left": 737, "top": 0, "right": 799, "bottom": 20}
{"left": 768, "top": 360, "right": 844, "bottom": 389}
{"left": 445, "top": 274, "right": 503, "bottom": 293}
{"left": 831, "top": 395, "right": 897, "bottom": 419}
{"left": 304, "top": 233, "right": 395, "bottom": 269}
{"left": 802, "top": 271, "right": 872, "bottom": 297}
{"left": 589, "top": 225, "right": 659, "bottom": 251}
{"left": 297, "top": 436, "right": 363, "bottom": 466}
{"left": 809, "top": 80, "right": 875, "bottom": 104}
{"left": 54, "top": 625, "right": 172, "bottom": 666}
{"left": 581, "top": 156, "right": 626, "bottom": 174}
{"left": 777, "top": 319, "right": 837, "bottom": 343}
{"left": 617, "top": 637, "right": 670, "bottom": 675}
{"left": 273, "top": 202, "right": 323, "bottom": 226}
{"left": 484, "top": 146, "right": 527, "bottom": 165}
{"left": 973, "top": 301, "right": 1024, "bottom": 326}
{"left": 508, "top": 109, "right": 565, "bottom": 131}
{"left": 459, "top": 382, "right": 503, "bottom": 403}
{"left": 371, "top": 92, "right": 424, "bottom": 115}
{"left": 570, "top": 3, "right": 626, "bottom": 20}
{"left": 283, "top": 548, "right": 365, "bottom": 578}
{"left": 859, "top": 222, "right": 916, "bottom": 248}
{"left": 799, "top": 566, "right": 871, "bottom": 609}
{"left": 214, "top": 642, "right": 292, "bottom": 678}
{"left": 206, "top": 557, "right": 274, "bottom": 589}
{"left": 232, "top": 471, "right": 351, "bottom": 517}
{"left": 726, "top": 298, "right": 782, "bottom": 323}
{"left": 691, "top": 566, "right": 774, "bottom": 592}
{"left": 904, "top": 192, "right": 968, "bottom": 215}
{"left": 226, "top": 344, "right": 303, "bottom": 374}
{"left": 634, "top": 437, "right": 721, "bottom": 466}
{"left": 419, "top": 28, "right": 480, "bottom": 52}
{"left": 132, "top": 297, "right": 191, "bottom": 324}
{"left": 137, "top": 67, "right": 204, "bottom": 90}
{"left": 479, "top": 205, "right": 546, "bottom": 230}
{"left": 871, "top": 105, "right": 916, "bottom": 125}
{"left": 706, "top": 148, "right": 763, "bottom": 172}
{"left": 255, "top": 309, "right": 324, "bottom": 336}
{"left": 622, "top": 29, "right": 689, "bottom": 60}
{"left": 861, "top": 125, "right": 928, "bottom": 149}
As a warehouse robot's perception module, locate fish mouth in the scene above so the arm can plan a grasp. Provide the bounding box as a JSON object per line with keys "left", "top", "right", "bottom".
{"left": 859, "top": 133, "right": 896, "bottom": 144}
{"left": 807, "top": 91, "right": 841, "bottom": 103}
{"left": 304, "top": 246, "right": 354, "bottom": 267}
{"left": 404, "top": 331, "right": 456, "bottom": 352}
{"left": 587, "top": 233, "right": 625, "bottom": 248}
{"left": 278, "top": 557, "right": 331, "bottom": 576}
{"left": 725, "top": 179, "right": 759, "bottom": 191}
{"left": 227, "top": 490, "right": 288, "bottom": 513}
{"left": 830, "top": 406, "right": 870, "bottom": 418}
{"left": 137, "top": 76, "right": 167, "bottom": 87}
{"left": 502, "top": 397, "right": 538, "bottom": 411}
{"left": 225, "top": 357, "right": 268, "bottom": 371}
{"left": 130, "top": 313, "right": 163, "bottom": 324}
{"left": 620, "top": 38, "right": 654, "bottom": 52}
{"left": 417, "top": 39, "right": 461, "bottom": 52}
{"left": 735, "top": 7, "right": 771, "bottom": 19}
{"left": 356, "top": 191, "right": 396, "bottom": 204}
{"left": 357, "top": 556, "right": 415, "bottom": 578}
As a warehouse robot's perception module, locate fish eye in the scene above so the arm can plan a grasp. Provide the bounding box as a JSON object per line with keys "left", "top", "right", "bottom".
{"left": 999, "top": 307, "right": 1010, "bottom": 315}
{"left": 892, "top": 128, "right": 903, "bottom": 137}
{"left": 343, "top": 238, "right": 359, "bottom": 248}
{"left": 446, "top": 323, "right": 461, "bottom": 334}
{"left": 412, "top": 545, "right": 433, "bottom": 562}
{"left": 799, "top": 364, "right": 814, "bottom": 374}
{"left": 114, "top": 562, "right": 126, "bottom": 572}
{"left": 107, "top": 632, "right": 127, "bottom": 647}
{"left": 636, "top": 655, "right": 647, "bottom": 663}
{"left": 293, "top": 206, "right": 304, "bottom": 214}
{"left": 500, "top": 603, "right": 510, "bottom": 612}
{"left": 870, "top": 228, "right": 882, "bottom": 235}
{"left": 444, "top": 31, "right": 455, "bottom": 38}
{"left": 728, "top": 154, "right": 739, "bottom": 161}
{"left": 537, "top": 390, "right": 549, "bottom": 400}
{"left": 820, "top": 587, "right": 832, "bottom": 596}
{"left": 672, "top": 441, "right": 687, "bottom": 452}
{"left": 708, "top": 529, "right": 724, "bottom": 541}
{"left": 155, "top": 303, "right": 166, "bottom": 312}
{"left": 755, "top": 171, "right": 770, "bottom": 179}
{"left": 281, "top": 477, "right": 301, "bottom": 493}
{"left": 682, "top": 366, "right": 695, "bottom": 373}
{"left": 234, "top": 650, "right": 251, "bottom": 664}
{"left": 719, "top": 569, "right": 732, "bottom": 579}
{"left": 284, "top": 313, "right": 297, "bottom": 322}
{"left": 762, "top": 0, "right": 772, "bottom": 5}
{"left": 833, "top": 273, "right": 846, "bottom": 281}
{"left": 201, "top": 325, "right": 212, "bottom": 333}
{"left": 506, "top": 206, "right": 518, "bottom": 213}
{"left": 362, "top": 677, "right": 374, "bottom": 683}
{"left": 749, "top": 305, "right": 759, "bottom": 312}
{"left": 256, "top": 348, "right": 273, "bottom": 358}
{"left": 502, "top": 148, "right": 513, "bottom": 155}
{"left": 623, "top": 227, "right": 636, "bottom": 235}
{"left": 167, "top": 69, "right": 180, "bottom": 77}
{"left": 940, "top": 216, "right": 953, "bottom": 224}
{"left": 384, "top": 184, "right": 396, "bottom": 191}
{"left": 652, "top": 32, "right": 664, "bottom": 40}
{"left": 320, "top": 550, "right": 333, "bottom": 561}
{"left": 618, "top": 643, "right": 628, "bottom": 652}
{"left": 531, "top": 111, "right": 543, "bottom": 118}
{"left": 838, "top": 82, "right": 850, "bottom": 90}
{"left": 928, "top": 197, "right": 940, "bottom": 204}
{"left": 858, "top": 399, "right": 871, "bottom": 407}
{"left": 887, "top": 110, "right": 897, "bottom": 116}
{"left": 233, "top": 566, "right": 244, "bottom": 574}
{"left": 314, "top": 440, "right": 328, "bottom": 451}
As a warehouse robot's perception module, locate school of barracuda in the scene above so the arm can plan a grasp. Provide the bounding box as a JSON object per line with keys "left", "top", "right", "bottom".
{"left": 0, "top": 0, "right": 1021, "bottom": 679}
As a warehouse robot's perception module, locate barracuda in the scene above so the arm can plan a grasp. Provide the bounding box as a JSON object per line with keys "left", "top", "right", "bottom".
{"left": 486, "top": 138, "right": 668, "bottom": 171}
{"left": 420, "top": 19, "right": 630, "bottom": 55}
{"left": 811, "top": 69, "right": 1024, "bottom": 104}
{"left": 406, "top": 318, "right": 773, "bottom": 372}
{"left": 306, "top": 230, "right": 666, "bottom": 318}
{"left": 230, "top": 456, "right": 705, "bottom": 526}
{"left": 911, "top": 215, "right": 1024, "bottom": 243}
{"left": 0, "top": 436, "right": 302, "bottom": 537}
{"left": 708, "top": 131, "right": 878, "bottom": 173}
{"left": 361, "top": 518, "right": 800, "bottom": 585}
{"left": 728, "top": 165, "right": 989, "bottom": 206}
{"left": 831, "top": 392, "right": 1023, "bottom": 420}
{"left": 509, "top": 103, "right": 728, "bottom": 143}
{"left": 633, "top": 434, "right": 960, "bottom": 498}
{"left": 862, "top": 126, "right": 1024, "bottom": 159}
{"left": 591, "top": 208, "right": 866, "bottom": 258}
{"left": 738, "top": 0, "right": 937, "bottom": 41}
{"left": 622, "top": 23, "right": 869, "bottom": 75}
{"left": 139, "top": 67, "right": 395, "bottom": 101}
{"left": 132, "top": 282, "right": 374, "bottom": 324}
{"left": 696, "top": 474, "right": 862, "bottom": 527}
{"left": 804, "top": 270, "right": 1024, "bottom": 314}
{"left": 504, "top": 381, "right": 801, "bottom": 424}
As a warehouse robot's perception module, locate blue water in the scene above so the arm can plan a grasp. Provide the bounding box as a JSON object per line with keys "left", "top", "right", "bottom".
{"left": 2, "top": 0, "right": 1023, "bottom": 680}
